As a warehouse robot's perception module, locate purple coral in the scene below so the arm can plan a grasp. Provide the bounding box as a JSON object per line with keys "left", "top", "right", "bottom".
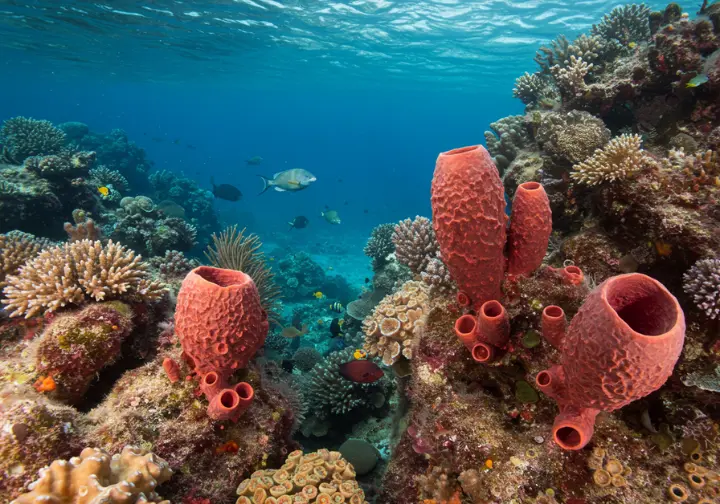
{"left": 683, "top": 258, "right": 720, "bottom": 319}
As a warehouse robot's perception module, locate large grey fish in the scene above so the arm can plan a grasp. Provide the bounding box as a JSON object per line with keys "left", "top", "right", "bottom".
{"left": 258, "top": 169, "right": 317, "bottom": 195}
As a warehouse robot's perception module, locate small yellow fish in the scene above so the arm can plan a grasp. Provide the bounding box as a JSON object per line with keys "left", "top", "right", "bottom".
{"left": 317, "top": 319, "right": 324, "bottom": 326}
{"left": 329, "top": 301, "right": 344, "bottom": 313}
{"left": 353, "top": 349, "right": 367, "bottom": 360}
{"left": 628, "top": 41, "right": 637, "bottom": 49}
{"left": 313, "top": 291, "right": 324, "bottom": 299}
{"left": 97, "top": 186, "right": 110, "bottom": 197}
{"left": 338, "top": 319, "right": 345, "bottom": 327}
{"left": 269, "top": 257, "right": 275, "bottom": 261}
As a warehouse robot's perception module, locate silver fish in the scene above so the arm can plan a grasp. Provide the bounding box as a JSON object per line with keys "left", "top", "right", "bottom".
{"left": 258, "top": 169, "right": 316, "bottom": 194}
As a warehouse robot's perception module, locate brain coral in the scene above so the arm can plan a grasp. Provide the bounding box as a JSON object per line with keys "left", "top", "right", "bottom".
{"left": 11, "top": 446, "right": 172, "bottom": 504}
{"left": 236, "top": 448, "right": 367, "bottom": 504}
{"left": 536, "top": 110, "right": 611, "bottom": 164}
{"left": 2, "top": 239, "right": 166, "bottom": 318}
{"left": 363, "top": 280, "right": 429, "bottom": 366}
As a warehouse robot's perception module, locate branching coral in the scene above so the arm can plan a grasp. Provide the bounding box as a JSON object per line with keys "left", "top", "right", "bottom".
{"left": 364, "top": 223, "right": 396, "bottom": 267}
{"left": 148, "top": 249, "right": 199, "bottom": 284}
{"left": 0, "top": 117, "right": 66, "bottom": 164}
{"left": 235, "top": 449, "right": 365, "bottom": 504}
{"left": 591, "top": 4, "right": 652, "bottom": 49}
{"left": 551, "top": 55, "right": 594, "bottom": 96}
{"left": 571, "top": 134, "right": 651, "bottom": 185}
{"left": 205, "top": 225, "right": 281, "bottom": 322}
{"left": 89, "top": 164, "right": 130, "bottom": 192}
{"left": 513, "top": 72, "right": 550, "bottom": 105}
{"left": 11, "top": 446, "right": 172, "bottom": 504}
{"left": 392, "top": 216, "right": 439, "bottom": 275}
{"left": 0, "top": 231, "right": 53, "bottom": 290}
{"left": 665, "top": 148, "right": 720, "bottom": 187}
{"left": 2, "top": 239, "right": 166, "bottom": 318}
{"left": 534, "top": 34, "right": 572, "bottom": 73}
{"left": 112, "top": 212, "right": 197, "bottom": 256}
{"left": 683, "top": 258, "right": 720, "bottom": 319}
{"left": 568, "top": 34, "right": 603, "bottom": 63}
{"left": 363, "top": 280, "right": 429, "bottom": 366}
{"left": 420, "top": 253, "right": 456, "bottom": 297}
{"left": 536, "top": 110, "right": 611, "bottom": 164}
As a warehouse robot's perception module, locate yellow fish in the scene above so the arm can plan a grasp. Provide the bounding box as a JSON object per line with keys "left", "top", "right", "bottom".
{"left": 338, "top": 319, "right": 345, "bottom": 327}
{"left": 97, "top": 186, "right": 110, "bottom": 197}
{"left": 628, "top": 42, "right": 637, "bottom": 49}
{"left": 313, "top": 291, "right": 324, "bottom": 299}
{"left": 353, "top": 349, "right": 367, "bottom": 360}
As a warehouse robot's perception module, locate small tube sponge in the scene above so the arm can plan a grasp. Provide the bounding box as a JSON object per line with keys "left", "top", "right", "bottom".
{"left": 541, "top": 305, "right": 566, "bottom": 349}
{"left": 478, "top": 300, "right": 510, "bottom": 348}
{"left": 507, "top": 182, "right": 552, "bottom": 276}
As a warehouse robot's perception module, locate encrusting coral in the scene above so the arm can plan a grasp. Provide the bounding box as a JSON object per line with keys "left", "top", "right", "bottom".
{"left": 236, "top": 448, "right": 367, "bottom": 504}
{"left": 363, "top": 280, "right": 429, "bottom": 366}
{"left": 2, "top": 239, "right": 166, "bottom": 318}
{"left": 11, "top": 445, "right": 173, "bottom": 504}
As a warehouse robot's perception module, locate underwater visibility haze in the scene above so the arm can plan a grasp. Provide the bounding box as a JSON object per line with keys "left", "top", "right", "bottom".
{"left": 2, "top": 0, "right": 720, "bottom": 503}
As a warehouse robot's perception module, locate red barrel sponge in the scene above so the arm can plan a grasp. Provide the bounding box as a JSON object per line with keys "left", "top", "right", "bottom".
{"left": 507, "top": 182, "right": 552, "bottom": 276}
{"left": 175, "top": 266, "right": 269, "bottom": 377}
{"left": 431, "top": 145, "right": 507, "bottom": 307}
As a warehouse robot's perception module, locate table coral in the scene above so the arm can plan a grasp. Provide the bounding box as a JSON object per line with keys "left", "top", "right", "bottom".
{"left": 11, "top": 445, "right": 172, "bottom": 504}
{"left": 235, "top": 448, "right": 367, "bottom": 504}
{"left": 363, "top": 280, "right": 429, "bottom": 366}
{"left": 2, "top": 239, "right": 166, "bottom": 319}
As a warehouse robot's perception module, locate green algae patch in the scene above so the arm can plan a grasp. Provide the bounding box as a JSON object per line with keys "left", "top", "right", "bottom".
{"left": 515, "top": 380, "right": 539, "bottom": 404}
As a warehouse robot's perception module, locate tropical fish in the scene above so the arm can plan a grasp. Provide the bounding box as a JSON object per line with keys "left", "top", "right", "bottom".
{"left": 281, "top": 324, "right": 309, "bottom": 338}
{"left": 246, "top": 156, "right": 263, "bottom": 166}
{"left": 353, "top": 349, "right": 367, "bottom": 360}
{"left": 322, "top": 208, "right": 341, "bottom": 225}
{"left": 628, "top": 41, "right": 637, "bottom": 49}
{"left": 289, "top": 216, "right": 309, "bottom": 229}
{"left": 338, "top": 360, "right": 384, "bottom": 383}
{"left": 313, "top": 291, "right": 324, "bottom": 299}
{"left": 211, "top": 177, "right": 242, "bottom": 202}
{"left": 686, "top": 74, "right": 709, "bottom": 88}
{"left": 258, "top": 169, "right": 317, "bottom": 194}
{"left": 157, "top": 200, "right": 186, "bottom": 219}
{"left": 97, "top": 186, "right": 110, "bottom": 197}
{"left": 329, "top": 301, "right": 344, "bottom": 313}
{"left": 329, "top": 318, "right": 344, "bottom": 338}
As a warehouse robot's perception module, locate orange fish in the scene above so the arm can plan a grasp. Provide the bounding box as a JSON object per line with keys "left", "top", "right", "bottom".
{"left": 33, "top": 375, "right": 56, "bottom": 393}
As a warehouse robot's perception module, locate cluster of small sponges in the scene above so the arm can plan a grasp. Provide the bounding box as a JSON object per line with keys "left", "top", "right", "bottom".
{"left": 236, "top": 448, "right": 367, "bottom": 504}
{"left": 2, "top": 239, "right": 166, "bottom": 318}
{"left": 363, "top": 280, "right": 428, "bottom": 365}
{"left": 392, "top": 216, "right": 439, "bottom": 275}
{"left": 11, "top": 445, "right": 172, "bottom": 504}
{"left": 571, "top": 134, "right": 650, "bottom": 185}
{"left": 0, "top": 116, "right": 66, "bottom": 163}
{"left": 0, "top": 232, "right": 53, "bottom": 289}
{"left": 683, "top": 258, "right": 720, "bottom": 319}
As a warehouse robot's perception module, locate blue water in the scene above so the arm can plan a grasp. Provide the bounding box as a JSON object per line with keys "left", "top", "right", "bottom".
{"left": 0, "top": 0, "right": 672, "bottom": 239}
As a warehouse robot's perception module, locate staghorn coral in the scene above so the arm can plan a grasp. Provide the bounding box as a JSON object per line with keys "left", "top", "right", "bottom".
{"left": 571, "top": 134, "right": 651, "bottom": 185}
{"left": 683, "top": 258, "right": 720, "bottom": 319}
{"left": 665, "top": 148, "right": 720, "bottom": 187}
{"left": 591, "top": 4, "right": 652, "bottom": 49}
{"left": 568, "top": 34, "right": 603, "bottom": 63}
{"left": 536, "top": 110, "right": 611, "bottom": 164}
{"left": 293, "top": 346, "right": 323, "bottom": 373}
{"left": 551, "top": 55, "right": 594, "bottom": 96}
{"left": 2, "top": 239, "right": 166, "bottom": 318}
{"left": 534, "top": 35, "right": 572, "bottom": 73}
{"left": 0, "top": 231, "right": 52, "bottom": 290}
{"left": 64, "top": 217, "right": 101, "bottom": 242}
{"left": 392, "top": 216, "right": 439, "bottom": 275}
{"left": 0, "top": 117, "right": 66, "bottom": 164}
{"left": 24, "top": 149, "right": 96, "bottom": 178}
{"left": 364, "top": 223, "right": 396, "bottom": 267}
{"left": 235, "top": 448, "right": 366, "bottom": 504}
{"left": 11, "top": 445, "right": 172, "bottom": 504}
{"left": 363, "top": 280, "right": 429, "bottom": 366}
{"left": 89, "top": 164, "right": 130, "bottom": 192}
{"left": 205, "top": 225, "right": 281, "bottom": 323}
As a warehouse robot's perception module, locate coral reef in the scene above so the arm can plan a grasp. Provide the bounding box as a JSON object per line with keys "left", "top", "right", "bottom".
{"left": 235, "top": 448, "right": 367, "bottom": 504}
{"left": 24, "top": 149, "right": 96, "bottom": 179}
{"left": 0, "top": 231, "right": 53, "bottom": 289}
{"left": 11, "top": 445, "right": 172, "bottom": 504}
{"left": 536, "top": 110, "right": 611, "bottom": 164}
{"left": 683, "top": 257, "right": 720, "bottom": 319}
{"left": 0, "top": 117, "right": 66, "bottom": 164}
{"left": 392, "top": 216, "right": 438, "bottom": 275}
{"left": 364, "top": 223, "right": 396, "bottom": 267}
{"left": 292, "top": 347, "right": 323, "bottom": 373}
{"left": 571, "top": 134, "right": 652, "bottom": 185}
{"left": 2, "top": 239, "right": 165, "bottom": 318}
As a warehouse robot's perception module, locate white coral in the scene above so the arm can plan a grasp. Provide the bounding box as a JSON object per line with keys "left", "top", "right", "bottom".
{"left": 571, "top": 134, "right": 650, "bottom": 185}
{"left": 551, "top": 55, "right": 593, "bottom": 96}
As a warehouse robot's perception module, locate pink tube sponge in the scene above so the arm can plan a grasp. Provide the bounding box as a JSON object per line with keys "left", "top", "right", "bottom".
{"left": 507, "top": 182, "right": 552, "bottom": 276}
{"left": 175, "top": 266, "right": 269, "bottom": 377}
{"left": 431, "top": 145, "right": 507, "bottom": 307}
{"left": 537, "top": 273, "right": 685, "bottom": 449}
